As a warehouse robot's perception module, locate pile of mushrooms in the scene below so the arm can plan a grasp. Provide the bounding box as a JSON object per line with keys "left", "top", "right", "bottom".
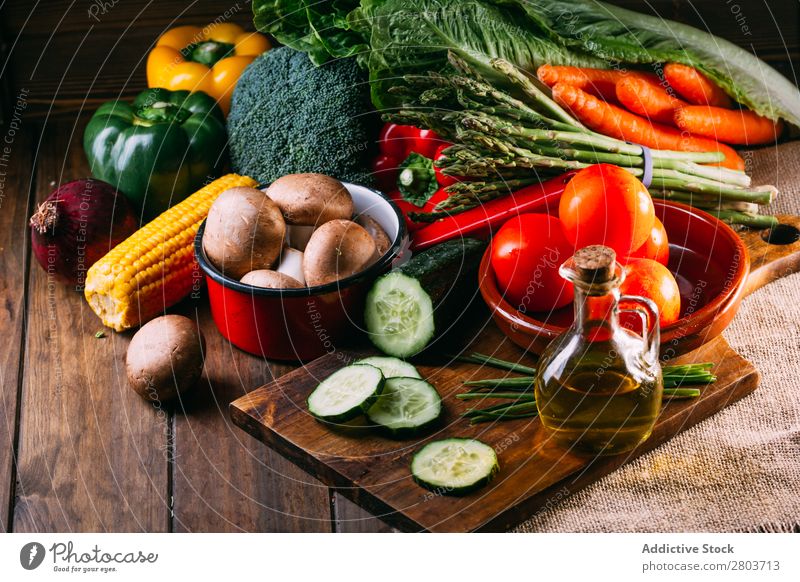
{"left": 202, "top": 173, "right": 391, "bottom": 289}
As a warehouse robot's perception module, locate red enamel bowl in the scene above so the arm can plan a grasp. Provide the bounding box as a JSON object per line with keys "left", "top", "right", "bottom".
{"left": 195, "top": 183, "right": 407, "bottom": 362}
{"left": 479, "top": 200, "right": 750, "bottom": 358}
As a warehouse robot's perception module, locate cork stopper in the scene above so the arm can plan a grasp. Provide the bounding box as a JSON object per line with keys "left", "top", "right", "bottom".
{"left": 573, "top": 245, "right": 616, "bottom": 284}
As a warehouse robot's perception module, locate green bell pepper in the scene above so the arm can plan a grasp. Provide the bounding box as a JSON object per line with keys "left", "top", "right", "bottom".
{"left": 83, "top": 88, "right": 228, "bottom": 218}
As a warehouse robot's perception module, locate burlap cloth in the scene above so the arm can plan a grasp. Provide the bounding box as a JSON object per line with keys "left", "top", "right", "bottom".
{"left": 514, "top": 142, "right": 800, "bottom": 533}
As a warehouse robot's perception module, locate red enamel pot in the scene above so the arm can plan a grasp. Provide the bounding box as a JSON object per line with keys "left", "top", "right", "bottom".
{"left": 195, "top": 183, "right": 408, "bottom": 362}
{"left": 480, "top": 200, "right": 752, "bottom": 359}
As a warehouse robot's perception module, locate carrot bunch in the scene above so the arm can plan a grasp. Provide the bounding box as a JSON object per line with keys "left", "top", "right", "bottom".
{"left": 386, "top": 51, "right": 778, "bottom": 228}
{"left": 538, "top": 63, "right": 783, "bottom": 163}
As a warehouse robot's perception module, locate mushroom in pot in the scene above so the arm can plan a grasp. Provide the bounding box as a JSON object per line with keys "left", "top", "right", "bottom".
{"left": 303, "top": 219, "right": 378, "bottom": 287}
{"left": 356, "top": 214, "right": 392, "bottom": 258}
{"left": 203, "top": 186, "right": 285, "bottom": 279}
{"left": 265, "top": 173, "right": 354, "bottom": 251}
{"left": 276, "top": 247, "right": 306, "bottom": 285}
{"left": 241, "top": 270, "right": 303, "bottom": 289}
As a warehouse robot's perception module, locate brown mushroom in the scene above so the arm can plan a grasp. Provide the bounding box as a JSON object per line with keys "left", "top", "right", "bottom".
{"left": 276, "top": 247, "right": 306, "bottom": 285}
{"left": 126, "top": 315, "right": 205, "bottom": 403}
{"left": 303, "top": 219, "right": 378, "bottom": 287}
{"left": 240, "top": 270, "right": 303, "bottom": 289}
{"left": 265, "top": 173, "right": 354, "bottom": 227}
{"left": 356, "top": 214, "right": 392, "bottom": 258}
{"left": 203, "top": 187, "right": 286, "bottom": 279}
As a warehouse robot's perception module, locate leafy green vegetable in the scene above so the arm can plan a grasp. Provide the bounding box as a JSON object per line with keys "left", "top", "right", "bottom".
{"left": 397, "top": 153, "right": 438, "bottom": 206}
{"left": 252, "top": 0, "right": 800, "bottom": 125}
{"left": 501, "top": 0, "right": 800, "bottom": 125}
{"left": 352, "top": 0, "right": 605, "bottom": 109}
{"left": 253, "top": 0, "right": 366, "bottom": 66}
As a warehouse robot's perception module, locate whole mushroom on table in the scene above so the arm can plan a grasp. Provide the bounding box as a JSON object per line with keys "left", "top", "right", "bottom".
{"left": 201, "top": 173, "right": 391, "bottom": 289}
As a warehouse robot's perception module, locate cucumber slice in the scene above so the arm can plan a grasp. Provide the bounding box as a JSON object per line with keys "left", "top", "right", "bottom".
{"left": 356, "top": 356, "right": 421, "bottom": 379}
{"left": 365, "top": 272, "right": 435, "bottom": 357}
{"left": 411, "top": 438, "right": 499, "bottom": 495}
{"left": 307, "top": 364, "right": 385, "bottom": 423}
{"left": 365, "top": 239, "right": 486, "bottom": 358}
{"left": 367, "top": 377, "right": 441, "bottom": 437}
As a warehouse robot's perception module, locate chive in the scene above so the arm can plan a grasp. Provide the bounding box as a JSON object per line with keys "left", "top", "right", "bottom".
{"left": 463, "top": 376, "right": 535, "bottom": 388}
{"left": 663, "top": 388, "right": 702, "bottom": 399}
{"left": 464, "top": 401, "right": 539, "bottom": 419}
{"left": 469, "top": 412, "right": 538, "bottom": 424}
{"left": 452, "top": 352, "right": 537, "bottom": 375}
{"left": 663, "top": 375, "right": 717, "bottom": 389}
{"left": 95, "top": 331, "right": 106, "bottom": 339}
{"left": 463, "top": 401, "right": 526, "bottom": 415}
{"left": 457, "top": 392, "right": 535, "bottom": 401}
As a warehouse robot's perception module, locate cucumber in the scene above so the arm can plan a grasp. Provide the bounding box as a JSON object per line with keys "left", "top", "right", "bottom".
{"left": 367, "top": 377, "right": 441, "bottom": 437}
{"left": 365, "top": 238, "right": 486, "bottom": 357}
{"left": 307, "top": 364, "right": 385, "bottom": 422}
{"left": 411, "top": 438, "right": 499, "bottom": 495}
{"left": 355, "top": 356, "right": 421, "bottom": 379}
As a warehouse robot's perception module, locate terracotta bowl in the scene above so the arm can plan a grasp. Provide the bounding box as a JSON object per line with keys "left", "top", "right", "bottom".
{"left": 479, "top": 200, "right": 750, "bottom": 359}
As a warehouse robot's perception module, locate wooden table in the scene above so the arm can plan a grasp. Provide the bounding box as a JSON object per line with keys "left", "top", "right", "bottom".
{"left": 0, "top": 120, "right": 392, "bottom": 533}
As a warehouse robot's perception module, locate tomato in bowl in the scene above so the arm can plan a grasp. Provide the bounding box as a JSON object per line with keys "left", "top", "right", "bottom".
{"left": 479, "top": 200, "right": 750, "bottom": 358}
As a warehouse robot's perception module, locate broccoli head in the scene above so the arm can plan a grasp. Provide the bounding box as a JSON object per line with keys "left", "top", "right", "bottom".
{"left": 228, "top": 47, "right": 378, "bottom": 186}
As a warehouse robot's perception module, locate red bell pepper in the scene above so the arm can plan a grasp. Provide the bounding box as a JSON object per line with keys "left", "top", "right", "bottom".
{"left": 433, "top": 143, "right": 458, "bottom": 187}
{"left": 372, "top": 154, "right": 401, "bottom": 193}
{"left": 413, "top": 129, "right": 443, "bottom": 158}
{"left": 376, "top": 124, "right": 446, "bottom": 194}
{"left": 410, "top": 172, "right": 576, "bottom": 251}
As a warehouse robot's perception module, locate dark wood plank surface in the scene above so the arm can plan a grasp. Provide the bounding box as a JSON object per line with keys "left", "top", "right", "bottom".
{"left": 333, "top": 493, "right": 395, "bottom": 533}
{"left": 12, "top": 122, "right": 170, "bottom": 531}
{"left": 231, "top": 329, "right": 759, "bottom": 532}
{"left": 4, "top": 120, "right": 335, "bottom": 532}
{"left": 0, "top": 129, "right": 33, "bottom": 532}
{"left": 171, "top": 302, "right": 331, "bottom": 532}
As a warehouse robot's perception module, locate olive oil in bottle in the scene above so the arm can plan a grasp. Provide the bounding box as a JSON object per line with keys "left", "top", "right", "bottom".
{"left": 535, "top": 245, "right": 663, "bottom": 455}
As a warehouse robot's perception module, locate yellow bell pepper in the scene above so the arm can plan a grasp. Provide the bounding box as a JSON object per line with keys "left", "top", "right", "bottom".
{"left": 146, "top": 23, "right": 270, "bottom": 115}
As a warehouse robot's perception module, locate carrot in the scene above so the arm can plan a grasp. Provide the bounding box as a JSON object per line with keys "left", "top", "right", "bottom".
{"left": 551, "top": 83, "right": 745, "bottom": 171}
{"left": 674, "top": 105, "right": 783, "bottom": 146}
{"left": 663, "top": 63, "right": 733, "bottom": 108}
{"left": 616, "top": 76, "right": 686, "bottom": 125}
{"left": 537, "top": 64, "right": 659, "bottom": 102}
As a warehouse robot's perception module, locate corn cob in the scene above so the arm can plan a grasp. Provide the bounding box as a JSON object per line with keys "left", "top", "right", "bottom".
{"left": 85, "top": 174, "right": 258, "bottom": 331}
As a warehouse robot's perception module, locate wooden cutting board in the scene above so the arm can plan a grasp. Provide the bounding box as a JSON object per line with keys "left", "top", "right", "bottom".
{"left": 230, "top": 324, "right": 758, "bottom": 532}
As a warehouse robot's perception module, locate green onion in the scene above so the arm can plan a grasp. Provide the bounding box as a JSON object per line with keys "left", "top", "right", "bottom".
{"left": 451, "top": 352, "right": 537, "bottom": 375}
{"left": 457, "top": 392, "right": 535, "bottom": 401}
{"left": 463, "top": 376, "right": 534, "bottom": 389}
{"left": 662, "top": 388, "right": 702, "bottom": 399}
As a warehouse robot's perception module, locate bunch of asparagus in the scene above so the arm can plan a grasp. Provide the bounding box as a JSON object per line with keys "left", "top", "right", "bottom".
{"left": 386, "top": 52, "right": 778, "bottom": 228}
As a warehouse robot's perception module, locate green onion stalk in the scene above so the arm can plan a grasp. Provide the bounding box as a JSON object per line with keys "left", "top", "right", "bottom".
{"left": 385, "top": 52, "right": 778, "bottom": 227}
{"left": 455, "top": 352, "right": 716, "bottom": 424}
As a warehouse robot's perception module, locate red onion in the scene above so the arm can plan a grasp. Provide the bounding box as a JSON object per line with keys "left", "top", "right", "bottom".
{"left": 29, "top": 179, "right": 138, "bottom": 288}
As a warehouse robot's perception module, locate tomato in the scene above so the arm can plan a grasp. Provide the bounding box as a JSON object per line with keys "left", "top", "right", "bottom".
{"left": 491, "top": 214, "right": 575, "bottom": 313}
{"left": 620, "top": 258, "right": 681, "bottom": 327}
{"left": 413, "top": 129, "right": 443, "bottom": 158}
{"left": 559, "top": 164, "right": 655, "bottom": 258}
{"left": 433, "top": 143, "right": 458, "bottom": 187}
{"left": 625, "top": 217, "right": 669, "bottom": 266}
{"left": 378, "top": 123, "right": 417, "bottom": 159}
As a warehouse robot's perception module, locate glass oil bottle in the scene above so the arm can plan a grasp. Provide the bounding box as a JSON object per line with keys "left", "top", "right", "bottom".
{"left": 535, "top": 245, "right": 663, "bottom": 455}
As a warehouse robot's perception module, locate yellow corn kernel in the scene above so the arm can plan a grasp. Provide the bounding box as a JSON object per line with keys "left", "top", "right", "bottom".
{"left": 84, "top": 174, "right": 258, "bottom": 331}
